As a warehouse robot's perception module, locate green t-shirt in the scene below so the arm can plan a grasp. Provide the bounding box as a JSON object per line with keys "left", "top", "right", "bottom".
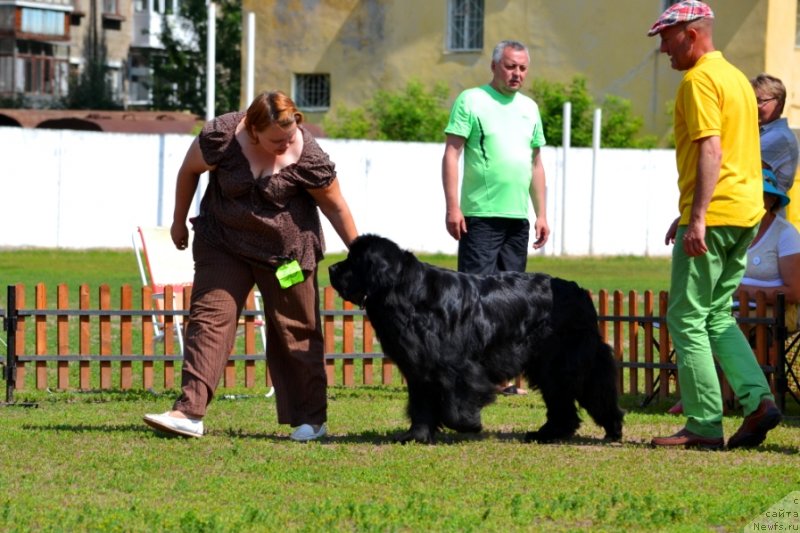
{"left": 444, "top": 84, "right": 546, "bottom": 218}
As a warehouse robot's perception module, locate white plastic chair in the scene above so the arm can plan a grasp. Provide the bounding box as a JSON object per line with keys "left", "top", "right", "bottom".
{"left": 132, "top": 227, "right": 268, "bottom": 355}
{"left": 132, "top": 226, "right": 194, "bottom": 354}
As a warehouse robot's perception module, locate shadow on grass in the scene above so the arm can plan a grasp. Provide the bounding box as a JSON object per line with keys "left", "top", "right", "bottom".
{"left": 18, "top": 422, "right": 798, "bottom": 453}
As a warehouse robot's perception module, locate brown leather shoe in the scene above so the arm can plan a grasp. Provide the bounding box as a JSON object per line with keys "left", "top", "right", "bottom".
{"left": 651, "top": 428, "right": 723, "bottom": 450}
{"left": 727, "top": 398, "right": 782, "bottom": 450}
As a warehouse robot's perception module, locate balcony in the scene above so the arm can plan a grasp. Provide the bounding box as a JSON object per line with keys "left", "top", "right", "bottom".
{"left": 1, "top": 1, "right": 73, "bottom": 42}
{"left": 131, "top": 9, "right": 194, "bottom": 50}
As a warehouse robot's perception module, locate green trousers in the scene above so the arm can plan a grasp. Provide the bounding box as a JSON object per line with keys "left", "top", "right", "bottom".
{"left": 667, "top": 225, "right": 774, "bottom": 438}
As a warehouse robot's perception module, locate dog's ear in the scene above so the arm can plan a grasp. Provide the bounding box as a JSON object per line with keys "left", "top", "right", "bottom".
{"left": 347, "top": 235, "right": 404, "bottom": 292}
{"left": 360, "top": 244, "right": 401, "bottom": 290}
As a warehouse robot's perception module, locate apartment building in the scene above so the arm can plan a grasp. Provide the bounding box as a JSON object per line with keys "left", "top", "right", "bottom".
{"left": 0, "top": 0, "right": 188, "bottom": 108}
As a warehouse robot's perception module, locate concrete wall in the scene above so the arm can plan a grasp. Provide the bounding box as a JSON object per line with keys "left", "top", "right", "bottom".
{"left": 0, "top": 127, "right": 681, "bottom": 256}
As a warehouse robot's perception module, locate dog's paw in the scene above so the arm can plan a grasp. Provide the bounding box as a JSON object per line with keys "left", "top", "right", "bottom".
{"left": 524, "top": 430, "right": 546, "bottom": 443}
{"left": 445, "top": 420, "right": 482, "bottom": 434}
{"left": 456, "top": 423, "right": 483, "bottom": 434}
{"left": 524, "top": 429, "right": 575, "bottom": 444}
{"left": 603, "top": 430, "right": 623, "bottom": 442}
{"left": 393, "top": 427, "right": 435, "bottom": 444}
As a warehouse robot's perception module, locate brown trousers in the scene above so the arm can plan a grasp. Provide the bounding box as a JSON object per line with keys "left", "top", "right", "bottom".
{"left": 173, "top": 237, "right": 327, "bottom": 426}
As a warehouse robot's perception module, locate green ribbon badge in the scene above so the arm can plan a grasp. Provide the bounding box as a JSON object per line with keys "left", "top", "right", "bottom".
{"left": 276, "top": 259, "right": 304, "bottom": 289}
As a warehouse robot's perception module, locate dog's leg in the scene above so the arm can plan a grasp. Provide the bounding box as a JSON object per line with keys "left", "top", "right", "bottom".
{"left": 577, "top": 342, "right": 624, "bottom": 441}
{"left": 394, "top": 381, "right": 439, "bottom": 444}
{"left": 440, "top": 388, "right": 484, "bottom": 433}
{"left": 525, "top": 351, "right": 581, "bottom": 443}
{"left": 436, "top": 368, "right": 496, "bottom": 433}
{"left": 580, "top": 395, "right": 624, "bottom": 442}
{"left": 526, "top": 385, "right": 581, "bottom": 443}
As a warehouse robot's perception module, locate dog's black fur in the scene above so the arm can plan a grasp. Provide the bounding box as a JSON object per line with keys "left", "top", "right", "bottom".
{"left": 329, "top": 234, "right": 624, "bottom": 444}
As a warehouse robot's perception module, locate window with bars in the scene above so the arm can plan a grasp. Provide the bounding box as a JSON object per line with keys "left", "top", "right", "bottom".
{"left": 294, "top": 73, "right": 330, "bottom": 110}
{"left": 447, "top": 0, "right": 483, "bottom": 51}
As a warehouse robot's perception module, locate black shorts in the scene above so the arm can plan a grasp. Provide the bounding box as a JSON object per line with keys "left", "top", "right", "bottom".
{"left": 457, "top": 217, "right": 530, "bottom": 274}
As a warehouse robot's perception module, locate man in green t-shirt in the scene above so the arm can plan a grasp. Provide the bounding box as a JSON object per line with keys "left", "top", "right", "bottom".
{"left": 441, "top": 39, "right": 550, "bottom": 275}
{"left": 441, "top": 39, "right": 550, "bottom": 395}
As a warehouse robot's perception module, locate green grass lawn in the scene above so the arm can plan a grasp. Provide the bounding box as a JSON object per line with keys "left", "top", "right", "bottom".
{"left": 0, "top": 386, "right": 798, "bottom": 532}
{"left": 0, "top": 248, "right": 797, "bottom": 531}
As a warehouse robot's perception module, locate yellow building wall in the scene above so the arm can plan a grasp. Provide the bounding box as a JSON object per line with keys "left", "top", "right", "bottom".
{"left": 241, "top": 0, "right": 791, "bottom": 138}
{"left": 765, "top": 0, "right": 799, "bottom": 128}
{"left": 765, "top": 0, "right": 800, "bottom": 232}
{"left": 787, "top": 175, "right": 800, "bottom": 230}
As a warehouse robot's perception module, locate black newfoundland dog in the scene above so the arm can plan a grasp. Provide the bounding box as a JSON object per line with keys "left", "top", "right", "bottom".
{"left": 329, "top": 234, "right": 623, "bottom": 444}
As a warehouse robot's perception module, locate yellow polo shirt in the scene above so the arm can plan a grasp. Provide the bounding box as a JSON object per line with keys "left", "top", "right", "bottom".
{"left": 673, "top": 51, "right": 763, "bottom": 227}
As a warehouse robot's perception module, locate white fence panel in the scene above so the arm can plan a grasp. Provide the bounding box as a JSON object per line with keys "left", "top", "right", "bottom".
{"left": 0, "top": 127, "right": 680, "bottom": 256}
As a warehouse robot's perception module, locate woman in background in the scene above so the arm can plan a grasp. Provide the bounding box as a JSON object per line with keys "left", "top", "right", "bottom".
{"left": 737, "top": 168, "right": 800, "bottom": 331}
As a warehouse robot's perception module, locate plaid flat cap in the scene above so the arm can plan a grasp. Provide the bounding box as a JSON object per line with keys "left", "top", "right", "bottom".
{"left": 648, "top": 1, "right": 714, "bottom": 36}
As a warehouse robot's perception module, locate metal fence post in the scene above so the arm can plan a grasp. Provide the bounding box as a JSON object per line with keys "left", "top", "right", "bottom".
{"left": 3, "top": 285, "right": 17, "bottom": 404}
{"left": 775, "top": 293, "right": 787, "bottom": 413}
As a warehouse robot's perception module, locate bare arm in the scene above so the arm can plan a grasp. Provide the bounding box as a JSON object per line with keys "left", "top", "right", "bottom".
{"left": 530, "top": 147, "right": 550, "bottom": 249}
{"left": 682, "top": 135, "right": 721, "bottom": 257}
{"left": 308, "top": 178, "right": 359, "bottom": 248}
{"left": 664, "top": 217, "right": 680, "bottom": 245}
{"left": 442, "top": 134, "right": 466, "bottom": 240}
{"left": 171, "top": 137, "right": 213, "bottom": 249}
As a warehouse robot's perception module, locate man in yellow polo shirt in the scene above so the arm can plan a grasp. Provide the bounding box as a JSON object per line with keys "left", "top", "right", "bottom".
{"left": 648, "top": 1, "right": 781, "bottom": 450}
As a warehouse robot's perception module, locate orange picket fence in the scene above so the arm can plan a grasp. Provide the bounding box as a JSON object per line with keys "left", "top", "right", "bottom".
{"left": 2, "top": 284, "right": 798, "bottom": 410}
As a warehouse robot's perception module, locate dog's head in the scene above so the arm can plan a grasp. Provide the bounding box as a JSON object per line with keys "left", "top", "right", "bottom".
{"left": 329, "top": 234, "right": 408, "bottom": 306}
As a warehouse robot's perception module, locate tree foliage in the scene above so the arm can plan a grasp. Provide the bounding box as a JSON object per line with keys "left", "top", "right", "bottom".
{"left": 0, "top": 93, "right": 28, "bottom": 109}
{"left": 531, "top": 75, "right": 657, "bottom": 148}
{"left": 531, "top": 76, "right": 594, "bottom": 147}
{"left": 324, "top": 81, "right": 451, "bottom": 142}
{"left": 324, "top": 76, "right": 655, "bottom": 147}
{"left": 322, "top": 107, "right": 372, "bottom": 140}
{"left": 152, "top": 0, "right": 241, "bottom": 115}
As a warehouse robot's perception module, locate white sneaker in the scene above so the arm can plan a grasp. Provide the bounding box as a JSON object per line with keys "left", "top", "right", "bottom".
{"left": 143, "top": 411, "right": 204, "bottom": 438}
{"left": 290, "top": 423, "right": 327, "bottom": 442}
